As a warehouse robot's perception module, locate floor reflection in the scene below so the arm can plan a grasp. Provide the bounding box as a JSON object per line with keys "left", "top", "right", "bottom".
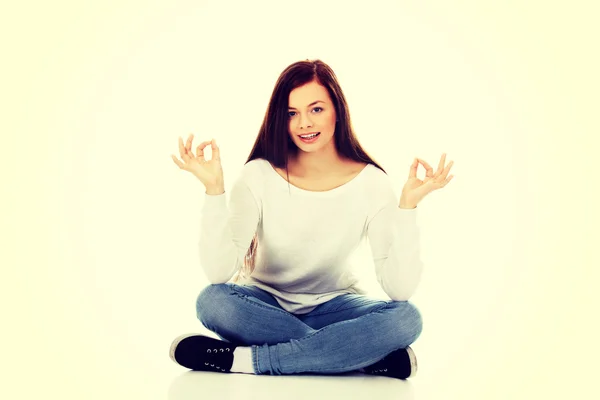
{"left": 168, "top": 370, "right": 415, "bottom": 400}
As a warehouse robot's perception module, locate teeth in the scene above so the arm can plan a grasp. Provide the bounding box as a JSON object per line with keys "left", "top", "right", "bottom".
{"left": 301, "top": 133, "right": 318, "bottom": 139}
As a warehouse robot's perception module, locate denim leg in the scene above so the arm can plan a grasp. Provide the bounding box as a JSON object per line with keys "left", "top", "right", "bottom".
{"left": 196, "top": 283, "right": 316, "bottom": 346}
{"left": 299, "top": 294, "right": 392, "bottom": 329}
{"left": 253, "top": 297, "right": 423, "bottom": 375}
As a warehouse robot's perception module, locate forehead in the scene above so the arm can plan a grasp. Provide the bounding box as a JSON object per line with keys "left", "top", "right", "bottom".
{"left": 288, "top": 81, "right": 331, "bottom": 106}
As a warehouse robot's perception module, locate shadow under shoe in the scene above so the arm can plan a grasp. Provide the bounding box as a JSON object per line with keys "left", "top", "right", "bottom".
{"left": 363, "top": 346, "right": 417, "bottom": 379}
{"left": 170, "top": 334, "right": 238, "bottom": 373}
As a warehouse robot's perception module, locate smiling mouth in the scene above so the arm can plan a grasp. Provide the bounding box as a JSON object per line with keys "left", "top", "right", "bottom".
{"left": 298, "top": 132, "right": 320, "bottom": 139}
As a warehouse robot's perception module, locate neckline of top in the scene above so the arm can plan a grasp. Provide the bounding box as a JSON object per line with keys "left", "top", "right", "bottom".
{"left": 261, "top": 158, "right": 372, "bottom": 196}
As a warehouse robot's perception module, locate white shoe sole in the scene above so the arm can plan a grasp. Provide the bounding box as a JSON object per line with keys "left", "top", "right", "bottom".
{"left": 406, "top": 346, "right": 417, "bottom": 378}
{"left": 169, "top": 333, "right": 199, "bottom": 364}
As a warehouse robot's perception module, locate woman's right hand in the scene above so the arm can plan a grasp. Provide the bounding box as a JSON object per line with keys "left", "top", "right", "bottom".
{"left": 171, "top": 134, "right": 224, "bottom": 190}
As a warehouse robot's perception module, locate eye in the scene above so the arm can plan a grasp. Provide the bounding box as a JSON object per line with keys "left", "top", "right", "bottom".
{"left": 288, "top": 108, "right": 322, "bottom": 118}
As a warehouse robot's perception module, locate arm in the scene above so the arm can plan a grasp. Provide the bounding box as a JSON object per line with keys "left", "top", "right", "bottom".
{"left": 367, "top": 189, "right": 424, "bottom": 301}
{"left": 199, "top": 177, "right": 260, "bottom": 283}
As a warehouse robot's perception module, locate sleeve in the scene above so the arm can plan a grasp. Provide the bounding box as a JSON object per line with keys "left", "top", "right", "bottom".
{"left": 198, "top": 175, "right": 261, "bottom": 283}
{"left": 366, "top": 182, "right": 424, "bottom": 301}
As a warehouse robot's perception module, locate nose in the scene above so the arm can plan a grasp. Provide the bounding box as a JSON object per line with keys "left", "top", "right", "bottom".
{"left": 298, "top": 113, "right": 313, "bottom": 130}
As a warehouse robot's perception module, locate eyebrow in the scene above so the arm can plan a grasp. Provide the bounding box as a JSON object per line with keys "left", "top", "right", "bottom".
{"left": 288, "top": 100, "right": 325, "bottom": 110}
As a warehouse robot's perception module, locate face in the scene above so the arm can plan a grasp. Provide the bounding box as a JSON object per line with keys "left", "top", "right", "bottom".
{"left": 287, "top": 80, "right": 337, "bottom": 154}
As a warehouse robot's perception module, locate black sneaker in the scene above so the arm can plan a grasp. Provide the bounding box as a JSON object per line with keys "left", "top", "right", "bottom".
{"left": 363, "top": 346, "right": 417, "bottom": 379}
{"left": 169, "top": 334, "right": 238, "bottom": 372}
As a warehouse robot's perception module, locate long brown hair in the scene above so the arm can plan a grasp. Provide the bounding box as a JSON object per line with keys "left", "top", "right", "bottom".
{"left": 233, "top": 59, "right": 387, "bottom": 282}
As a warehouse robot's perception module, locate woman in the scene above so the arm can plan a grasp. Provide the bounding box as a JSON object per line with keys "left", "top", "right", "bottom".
{"left": 170, "top": 59, "right": 454, "bottom": 379}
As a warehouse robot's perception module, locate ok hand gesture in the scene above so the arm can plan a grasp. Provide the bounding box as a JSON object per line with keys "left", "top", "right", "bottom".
{"left": 400, "top": 153, "right": 454, "bottom": 208}
{"left": 171, "top": 134, "right": 224, "bottom": 190}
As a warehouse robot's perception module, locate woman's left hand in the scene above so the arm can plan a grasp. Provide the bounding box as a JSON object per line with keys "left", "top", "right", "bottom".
{"left": 399, "top": 153, "right": 454, "bottom": 208}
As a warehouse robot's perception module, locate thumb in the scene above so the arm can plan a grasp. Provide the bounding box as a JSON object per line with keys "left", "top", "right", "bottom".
{"left": 211, "top": 138, "right": 221, "bottom": 161}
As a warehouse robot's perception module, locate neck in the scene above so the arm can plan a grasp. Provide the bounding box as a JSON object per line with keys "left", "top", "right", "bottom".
{"left": 289, "top": 148, "right": 347, "bottom": 177}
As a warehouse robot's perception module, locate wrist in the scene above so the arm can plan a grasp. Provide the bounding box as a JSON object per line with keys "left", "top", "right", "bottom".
{"left": 206, "top": 187, "right": 225, "bottom": 195}
{"left": 399, "top": 204, "right": 417, "bottom": 209}
{"left": 399, "top": 195, "right": 417, "bottom": 209}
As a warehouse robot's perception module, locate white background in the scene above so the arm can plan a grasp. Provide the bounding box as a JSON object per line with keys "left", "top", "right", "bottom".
{"left": 2, "top": 1, "right": 598, "bottom": 399}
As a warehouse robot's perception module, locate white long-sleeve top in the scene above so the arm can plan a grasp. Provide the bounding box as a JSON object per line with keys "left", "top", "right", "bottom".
{"left": 198, "top": 158, "right": 423, "bottom": 314}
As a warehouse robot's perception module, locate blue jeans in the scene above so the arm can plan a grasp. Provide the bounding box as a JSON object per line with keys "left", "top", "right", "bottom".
{"left": 196, "top": 283, "right": 423, "bottom": 375}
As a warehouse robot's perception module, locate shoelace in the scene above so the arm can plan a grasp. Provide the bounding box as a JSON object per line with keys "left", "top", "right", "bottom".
{"left": 366, "top": 356, "right": 390, "bottom": 374}
{"left": 369, "top": 367, "right": 389, "bottom": 374}
{"left": 204, "top": 347, "right": 233, "bottom": 372}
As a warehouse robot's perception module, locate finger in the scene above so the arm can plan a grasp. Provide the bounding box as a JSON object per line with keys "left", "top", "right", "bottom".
{"left": 178, "top": 137, "right": 190, "bottom": 162}
{"left": 435, "top": 160, "right": 454, "bottom": 181}
{"left": 171, "top": 154, "right": 184, "bottom": 169}
{"left": 408, "top": 158, "right": 419, "bottom": 178}
{"left": 417, "top": 158, "right": 434, "bottom": 177}
{"left": 186, "top": 134, "right": 194, "bottom": 155}
{"left": 436, "top": 153, "right": 447, "bottom": 177}
{"left": 440, "top": 174, "right": 454, "bottom": 188}
{"left": 195, "top": 140, "right": 212, "bottom": 161}
{"left": 211, "top": 138, "right": 221, "bottom": 161}
{"left": 441, "top": 160, "right": 454, "bottom": 179}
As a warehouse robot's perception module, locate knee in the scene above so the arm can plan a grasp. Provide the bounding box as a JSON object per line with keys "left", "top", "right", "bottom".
{"left": 390, "top": 301, "right": 423, "bottom": 345}
{"left": 196, "top": 283, "right": 230, "bottom": 323}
